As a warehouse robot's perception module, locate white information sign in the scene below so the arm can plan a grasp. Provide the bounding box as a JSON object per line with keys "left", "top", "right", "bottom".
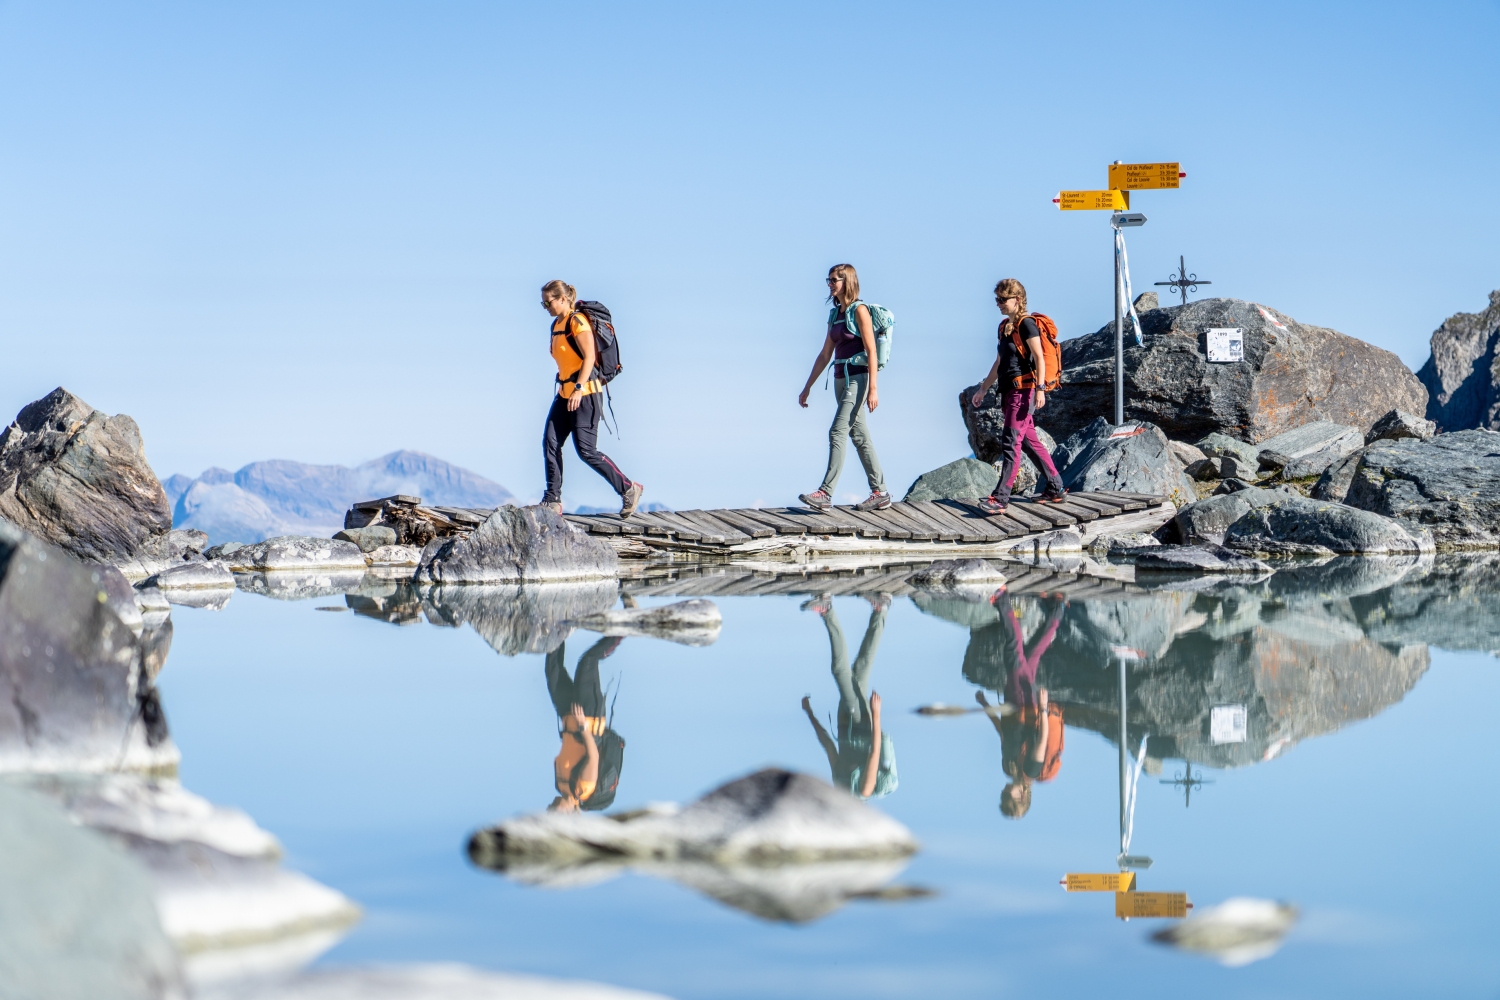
{"left": 1206, "top": 327, "right": 1244, "bottom": 362}
{"left": 1211, "top": 704, "right": 1248, "bottom": 744}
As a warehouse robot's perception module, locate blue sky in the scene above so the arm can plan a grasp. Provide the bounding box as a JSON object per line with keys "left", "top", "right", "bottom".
{"left": 3, "top": 1, "right": 1498, "bottom": 510}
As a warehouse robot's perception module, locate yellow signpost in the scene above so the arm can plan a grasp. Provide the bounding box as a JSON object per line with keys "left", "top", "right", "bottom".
{"left": 1062, "top": 872, "right": 1137, "bottom": 892}
{"left": 1055, "top": 189, "right": 1128, "bottom": 211}
{"left": 1107, "top": 162, "right": 1185, "bottom": 191}
{"left": 1115, "top": 891, "right": 1191, "bottom": 919}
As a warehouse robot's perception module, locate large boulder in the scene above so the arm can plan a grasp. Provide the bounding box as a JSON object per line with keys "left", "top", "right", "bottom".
{"left": 1343, "top": 429, "right": 1500, "bottom": 550}
{"left": 0, "top": 522, "right": 177, "bottom": 773}
{"left": 1253, "top": 421, "right": 1363, "bottom": 479}
{"left": 1156, "top": 487, "right": 1299, "bottom": 545}
{"left": 0, "top": 388, "right": 172, "bottom": 564}
{"left": 415, "top": 505, "right": 617, "bottom": 584}
{"left": 1053, "top": 418, "right": 1196, "bottom": 504}
{"left": 1037, "top": 299, "right": 1427, "bottom": 444}
{"left": 903, "top": 458, "right": 997, "bottom": 502}
{"left": 1416, "top": 289, "right": 1500, "bottom": 431}
{"left": 1222, "top": 496, "right": 1430, "bottom": 557}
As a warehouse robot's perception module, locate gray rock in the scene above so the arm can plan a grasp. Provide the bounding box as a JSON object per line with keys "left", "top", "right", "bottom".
{"left": 114, "top": 529, "right": 212, "bottom": 581}
{"left": 1133, "top": 291, "right": 1160, "bottom": 312}
{"left": 0, "top": 781, "right": 184, "bottom": 999}
{"left": 1007, "top": 529, "right": 1084, "bottom": 560}
{"left": 1169, "top": 440, "right": 1207, "bottom": 466}
{"left": 1310, "top": 449, "right": 1365, "bottom": 502}
{"left": 333, "top": 525, "right": 398, "bottom": 553}
{"left": 1157, "top": 487, "right": 1299, "bottom": 546}
{"left": 1255, "top": 421, "right": 1364, "bottom": 479}
{"left": 207, "top": 535, "right": 367, "bottom": 572}
{"left": 0, "top": 388, "right": 173, "bottom": 564}
{"left": 1133, "top": 544, "right": 1273, "bottom": 575}
{"left": 1188, "top": 456, "right": 1255, "bottom": 481}
{"left": 1038, "top": 298, "right": 1426, "bottom": 444}
{"left": 0, "top": 521, "right": 177, "bottom": 774}
{"left": 1212, "top": 478, "right": 1258, "bottom": 495}
{"left": 1196, "top": 432, "right": 1262, "bottom": 469}
{"left": 144, "top": 561, "right": 234, "bottom": 591}
{"left": 1366, "top": 409, "right": 1436, "bottom": 444}
{"left": 902, "top": 458, "right": 997, "bottom": 502}
{"left": 1086, "top": 531, "right": 1161, "bottom": 558}
{"left": 415, "top": 505, "right": 616, "bottom": 584}
{"left": 1343, "top": 429, "right": 1500, "bottom": 550}
{"left": 1416, "top": 289, "right": 1500, "bottom": 431}
{"left": 469, "top": 768, "right": 917, "bottom": 867}
{"left": 958, "top": 387, "right": 1056, "bottom": 469}
{"left": 1223, "top": 496, "right": 1431, "bottom": 556}
{"left": 1053, "top": 418, "right": 1197, "bottom": 505}
{"left": 365, "top": 543, "right": 422, "bottom": 566}
{"left": 572, "top": 599, "right": 722, "bottom": 647}
{"left": 422, "top": 580, "right": 619, "bottom": 655}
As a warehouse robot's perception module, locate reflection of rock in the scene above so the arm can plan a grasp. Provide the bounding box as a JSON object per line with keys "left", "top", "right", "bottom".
{"left": 232, "top": 570, "right": 367, "bottom": 601}
{"left": 471, "top": 769, "right": 917, "bottom": 867}
{"left": 416, "top": 505, "right": 616, "bottom": 584}
{"left": 238, "top": 963, "right": 674, "bottom": 1000}
{"left": 423, "top": 580, "right": 618, "bottom": 655}
{"left": 1133, "top": 544, "right": 1272, "bottom": 575}
{"left": 572, "top": 599, "right": 721, "bottom": 646}
{"left": 1151, "top": 898, "right": 1299, "bottom": 967}
{"left": 345, "top": 579, "right": 426, "bottom": 626}
{"left": 207, "top": 536, "right": 367, "bottom": 572}
{"left": 1351, "top": 554, "right": 1500, "bottom": 654}
{"left": 0, "top": 522, "right": 177, "bottom": 774}
{"left": 0, "top": 780, "right": 184, "bottom": 999}
{"left": 906, "top": 558, "right": 1006, "bottom": 593}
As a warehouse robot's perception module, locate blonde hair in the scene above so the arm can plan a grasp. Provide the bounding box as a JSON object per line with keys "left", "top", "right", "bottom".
{"left": 542, "top": 279, "right": 577, "bottom": 308}
{"left": 827, "top": 264, "right": 860, "bottom": 308}
{"left": 999, "top": 780, "right": 1032, "bottom": 819}
{"left": 994, "top": 278, "right": 1029, "bottom": 333}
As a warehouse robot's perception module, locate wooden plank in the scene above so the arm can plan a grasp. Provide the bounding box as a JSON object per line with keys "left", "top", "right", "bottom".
{"left": 1066, "top": 494, "right": 1129, "bottom": 516}
{"left": 674, "top": 510, "right": 752, "bottom": 543}
{"left": 1092, "top": 491, "right": 1154, "bottom": 509}
{"left": 1050, "top": 499, "right": 1101, "bottom": 522}
{"left": 1087, "top": 492, "right": 1148, "bottom": 512}
{"left": 935, "top": 500, "right": 1032, "bottom": 539}
{"left": 628, "top": 511, "right": 683, "bottom": 537}
{"left": 925, "top": 500, "right": 1014, "bottom": 539}
{"left": 762, "top": 506, "right": 859, "bottom": 536}
{"left": 868, "top": 505, "right": 939, "bottom": 541}
{"left": 906, "top": 501, "right": 987, "bottom": 542}
{"left": 703, "top": 509, "right": 775, "bottom": 539}
{"left": 640, "top": 511, "right": 708, "bottom": 542}
{"left": 1009, "top": 501, "right": 1077, "bottom": 527}
{"left": 837, "top": 507, "right": 905, "bottom": 539}
{"left": 730, "top": 508, "right": 809, "bottom": 536}
{"left": 564, "top": 514, "right": 622, "bottom": 535}
{"left": 949, "top": 498, "right": 1049, "bottom": 534}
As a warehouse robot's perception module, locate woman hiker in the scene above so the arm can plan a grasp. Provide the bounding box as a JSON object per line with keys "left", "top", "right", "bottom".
{"left": 800, "top": 593, "right": 898, "bottom": 799}
{"left": 969, "top": 278, "right": 1067, "bottom": 513}
{"left": 540, "top": 280, "right": 644, "bottom": 518}
{"left": 796, "top": 264, "right": 891, "bottom": 512}
{"left": 545, "top": 635, "right": 627, "bottom": 813}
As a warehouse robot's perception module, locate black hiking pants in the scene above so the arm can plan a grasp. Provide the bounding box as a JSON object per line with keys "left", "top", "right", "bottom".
{"left": 542, "top": 393, "right": 629, "bottom": 504}
{"left": 545, "top": 637, "right": 622, "bottom": 718}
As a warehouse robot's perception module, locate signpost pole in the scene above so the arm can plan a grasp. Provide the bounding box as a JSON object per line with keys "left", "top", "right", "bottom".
{"left": 1118, "top": 651, "right": 1128, "bottom": 859}
{"left": 1113, "top": 222, "right": 1124, "bottom": 426}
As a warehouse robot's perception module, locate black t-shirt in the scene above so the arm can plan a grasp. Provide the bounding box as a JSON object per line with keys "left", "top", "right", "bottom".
{"left": 998, "top": 316, "right": 1040, "bottom": 383}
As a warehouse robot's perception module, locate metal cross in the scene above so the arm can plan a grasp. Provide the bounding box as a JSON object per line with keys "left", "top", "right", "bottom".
{"left": 1154, "top": 255, "right": 1211, "bottom": 306}
{"left": 1160, "top": 759, "right": 1213, "bottom": 807}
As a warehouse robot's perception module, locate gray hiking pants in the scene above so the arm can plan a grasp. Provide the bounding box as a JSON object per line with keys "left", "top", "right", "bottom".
{"left": 819, "top": 371, "right": 886, "bottom": 496}
{"left": 822, "top": 604, "right": 887, "bottom": 729}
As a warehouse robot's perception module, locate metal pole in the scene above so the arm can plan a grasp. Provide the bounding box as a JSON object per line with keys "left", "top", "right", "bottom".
{"left": 1118, "top": 652, "right": 1128, "bottom": 859}
{"left": 1114, "top": 225, "right": 1124, "bottom": 425}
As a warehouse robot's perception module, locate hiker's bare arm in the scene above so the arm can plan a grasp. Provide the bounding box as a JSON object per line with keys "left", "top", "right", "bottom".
{"left": 799, "top": 333, "right": 837, "bottom": 408}
{"left": 860, "top": 692, "right": 883, "bottom": 798}
{"left": 1033, "top": 690, "right": 1049, "bottom": 763}
{"left": 971, "top": 356, "right": 1002, "bottom": 408}
{"left": 569, "top": 322, "right": 597, "bottom": 412}
{"left": 855, "top": 305, "right": 878, "bottom": 412}
{"left": 1027, "top": 335, "right": 1046, "bottom": 409}
{"left": 802, "top": 696, "right": 838, "bottom": 766}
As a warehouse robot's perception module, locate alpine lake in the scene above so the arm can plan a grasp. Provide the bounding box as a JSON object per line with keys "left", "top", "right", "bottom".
{"left": 155, "top": 550, "right": 1500, "bottom": 999}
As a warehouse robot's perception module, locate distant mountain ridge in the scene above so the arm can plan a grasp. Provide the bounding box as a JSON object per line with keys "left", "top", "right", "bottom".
{"left": 165, "top": 450, "right": 514, "bottom": 545}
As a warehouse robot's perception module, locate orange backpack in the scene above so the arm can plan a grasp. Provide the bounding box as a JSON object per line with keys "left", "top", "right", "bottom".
{"left": 1004, "top": 312, "right": 1063, "bottom": 392}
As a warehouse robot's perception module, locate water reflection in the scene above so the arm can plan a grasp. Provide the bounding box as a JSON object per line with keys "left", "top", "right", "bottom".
{"left": 546, "top": 637, "right": 627, "bottom": 812}
{"left": 800, "top": 595, "right": 896, "bottom": 799}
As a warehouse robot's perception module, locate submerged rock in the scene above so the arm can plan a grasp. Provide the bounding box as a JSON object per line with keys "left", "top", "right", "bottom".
{"left": 207, "top": 535, "right": 367, "bottom": 572}
{"left": 1416, "top": 288, "right": 1500, "bottom": 431}
{"left": 0, "top": 388, "right": 174, "bottom": 565}
{"left": 0, "top": 522, "right": 177, "bottom": 774}
{"left": 1039, "top": 298, "right": 1427, "bottom": 443}
{"left": 415, "top": 505, "right": 617, "bottom": 584}
{"left": 1254, "top": 420, "right": 1363, "bottom": 479}
{"left": 572, "top": 599, "right": 722, "bottom": 647}
{"left": 1053, "top": 418, "right": 1196, "bottom": 504}
{"left": 903, "top": 457, "right": 997, "bottom": 503}
{"left": 1224, "top": 496, "right": 1431, "bottom": 557}
{"left": 1343, "top": 430, "right": 1500, "bottom": 550}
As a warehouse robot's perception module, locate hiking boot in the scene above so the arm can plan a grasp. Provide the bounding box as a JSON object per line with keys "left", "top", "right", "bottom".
{"left": 854, "top": 490, "right": 892, "bottom": 512}
{"left": 799, "top": 595, "right": 832, "bottom": 615}
{"left": 976, "top": 496, "right": 1009, "bottom": 515}
{"left": 798, "top": 489, "right": 832, "bottom": 510}
{"left": 1039, "top": 486, "right": 1070, "bottom": 504}
{"left": 540, "top": 501, "right": 564, "bottom": 516}
{"left": 620, "top": 482, "right": 644, "bottom": 519}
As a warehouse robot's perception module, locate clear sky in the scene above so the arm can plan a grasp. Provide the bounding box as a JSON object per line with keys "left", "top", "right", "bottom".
{"left": 3, "top": 1, "right": 1498, "bottom": 510}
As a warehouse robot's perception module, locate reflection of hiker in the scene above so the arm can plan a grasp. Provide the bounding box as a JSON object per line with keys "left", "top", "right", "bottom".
{"left": 545, "top": 636, "right": 626, "bottom": 812}
{"left": 970, "top": 278, "right": 1066, "bottom": 513}
{"left": 539, "top": 279, "right": 643, "bottom": 518}
{"left": 796, "top": 264, "right": 891, "bottom": 512}
{"left": 979, "top": 589, "right": 1065, "bottom": 818}
{"left": 800, "top": 595, "right": 898, "bottom": 798}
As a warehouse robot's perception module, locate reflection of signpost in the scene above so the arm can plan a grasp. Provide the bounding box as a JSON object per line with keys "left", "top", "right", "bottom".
{"left": 1062, "top": 872, "right": 1136, "bottom": 892}
{"left": 1211, "top": 705, "right": 1248, "bottom": 744}
{"left": 1116, "top": 891, "right": 1192, "bottom": 919}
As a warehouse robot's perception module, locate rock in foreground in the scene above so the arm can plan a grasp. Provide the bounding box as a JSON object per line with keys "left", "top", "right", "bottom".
{"left": 416, "top": 505, "right": 617, "bottom": 584}
{"left": 1223, "top": 496, "right": 1431, "bottom": 557}
{"left": 1053, "top": 418, "right": 1196, "bottom": 504}
{"left": 0, "top": 388, "right": 172, "bottom": 564}
{"left": 572, "top": 599, "right": 722, "bottom": 647}
{"left": 1040, "top": 298, "right": 1427, "bottom": 444}
{"left": 469, "top": 768, "right": 917, "bottom": 867}
{"left": 1343, "top": 430, "right": 1500, "bottom": 550}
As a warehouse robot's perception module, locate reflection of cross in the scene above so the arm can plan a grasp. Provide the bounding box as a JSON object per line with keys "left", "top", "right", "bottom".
{"left": 1160, "top": 760, "right": 1213, "bottom": 807}
{"left": 1154, "top": 255, "right": 1212, "bottom": 306}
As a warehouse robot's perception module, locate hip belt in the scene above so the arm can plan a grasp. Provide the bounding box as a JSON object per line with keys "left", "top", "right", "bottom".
{"left": 833, "top": 362, "right": 869, "bottom": 378}
{"left": 557, "top": 377, "right": 603, "bottom": 398}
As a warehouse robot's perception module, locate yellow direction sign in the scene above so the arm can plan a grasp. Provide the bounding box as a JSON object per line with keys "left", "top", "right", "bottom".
{"left": 1062, "top": 872, "right": 1137, "bottom": 892}
{"left": 1115, "top": 891, "right": 1191, "bottom": 919}
{"left": 1108, "top": 162, "right": 1184, "bottom": 191}
{"left": 1056, "top": 189, "right": 1128, "bottom": 211}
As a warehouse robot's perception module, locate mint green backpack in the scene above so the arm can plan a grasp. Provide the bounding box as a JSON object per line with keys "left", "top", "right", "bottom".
{"left": 827, "top": 299, "right": 895, "bottom": 370}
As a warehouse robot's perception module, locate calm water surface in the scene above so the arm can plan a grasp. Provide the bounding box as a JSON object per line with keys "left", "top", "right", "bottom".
{"left": 158, "top": 560, "right": 1500, "bottom": 999}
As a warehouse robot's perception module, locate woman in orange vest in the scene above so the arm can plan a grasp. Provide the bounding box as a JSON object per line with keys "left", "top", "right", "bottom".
{"left": 541, "top": 280, "right": 643, "bottom": 518}
{"left": 976, "top": 589, "right": 1066, "bottom": 819}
